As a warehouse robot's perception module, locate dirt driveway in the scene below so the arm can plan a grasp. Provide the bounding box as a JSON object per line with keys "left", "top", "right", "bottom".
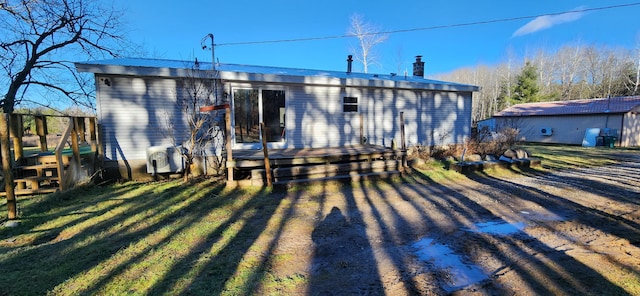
{"left": 266, "top": 152, "right": 640, "bottom": 295}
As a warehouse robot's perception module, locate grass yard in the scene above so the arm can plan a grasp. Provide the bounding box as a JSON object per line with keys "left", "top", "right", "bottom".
{"left": 1, "top": 144, "right": 639, "bottom": 295}
{"left": 0, "top": 179, "right": 288, "bottom": 295}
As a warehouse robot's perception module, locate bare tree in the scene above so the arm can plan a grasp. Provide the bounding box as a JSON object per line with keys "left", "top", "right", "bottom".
{"left": 632, "top": 35, "right": 640, "bottom": 95}
{"left": 554, "top": 44, "right": 584, "bottom": 99}
{"left": 1, "top": 0, "right": 128, "bottom": 219}
{"left": 392, "top": 45, "right": 405, "bottom": 75}
{"left": 532, "top": 48, "right": 557, "bottom": 99}
{"left": 347, "top": 13, "right": 388, "bottom": 73}
{"left": 163, "top": 65, "right": 224, "bottom": 182}
{"left": 623, "top": 36, "right": 640, "bottom": 96}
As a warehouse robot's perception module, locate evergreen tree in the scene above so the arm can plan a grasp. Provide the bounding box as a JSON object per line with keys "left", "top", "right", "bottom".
{"left": 512, "top": 62, "right": 540, "bottom": 103}
{"left": 496, "top": 79, "right": 511, "bottom": 109}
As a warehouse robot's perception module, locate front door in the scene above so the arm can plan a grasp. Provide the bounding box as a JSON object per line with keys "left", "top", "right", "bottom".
{"left": 233, "top": 88, "right": 286, "bottom": 149}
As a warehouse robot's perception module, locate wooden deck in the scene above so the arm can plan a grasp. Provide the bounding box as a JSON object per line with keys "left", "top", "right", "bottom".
{"left": 230, "top": 145, "right": 404, "bottom": 168}
{"left": 229, "top": 145, "right": 406, "bottom": 186}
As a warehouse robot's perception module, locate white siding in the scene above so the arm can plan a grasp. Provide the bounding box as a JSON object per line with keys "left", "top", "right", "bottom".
{"left": 293, "top": 84, "right": 347, "bottom": 147}
{"left": 286, "top": 84, "right": 472, "bottom": 148}
{"left": 98, "top": 75, "right": 474, "bottom": 161}
{"left": 414, "top": 91, "right": 473, "bottom": 146}
{"left": 98, "top": 74, "right": 189, "bottom": 161}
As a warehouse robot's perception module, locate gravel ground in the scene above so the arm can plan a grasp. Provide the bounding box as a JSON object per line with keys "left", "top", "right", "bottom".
{"left": 263, "top": 151, "right": 640, "bottom": 295}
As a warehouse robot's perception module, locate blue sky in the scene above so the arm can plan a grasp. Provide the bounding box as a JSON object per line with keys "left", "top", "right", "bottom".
{"left": 118, "top": 1, "right": 640, "bottom": 76}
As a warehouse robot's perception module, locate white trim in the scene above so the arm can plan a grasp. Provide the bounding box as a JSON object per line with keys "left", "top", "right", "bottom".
{"left": 230, "top": 85, "right": 289, "bottom": 150}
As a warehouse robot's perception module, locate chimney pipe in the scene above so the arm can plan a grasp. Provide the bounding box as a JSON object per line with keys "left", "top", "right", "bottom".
{"left": 347, "top": 55, "right": 353, "bottom": 74}
{"left": 412, "top": 55, "right": 425, "bottom": 78}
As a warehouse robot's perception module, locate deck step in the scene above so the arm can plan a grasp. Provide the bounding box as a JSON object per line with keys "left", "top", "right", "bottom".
{"left": 251, "top": 159, "right": 401, "bottom": 183}
{"left": 232, "top": 146, "right": 406, "bottom": 187}
{"left": 10, "top": 160, "right": 66, "bottom": 195}
{"left": 271, "top": 170, "right": 403, "bottom": 187}
{"left": 0, "top": 188, "right": 58, "bottom": 197}
{"left": 234, "top": 149, "right": 405, "bottom": 168}
{"left": 15, "top": 164, "right": 60, "bottom": 170}
{"left": 14, "top": 176, "right": 60, "bottom": 182}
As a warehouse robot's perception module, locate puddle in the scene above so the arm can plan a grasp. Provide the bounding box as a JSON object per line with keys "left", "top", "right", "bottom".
{"left": 411, "top": 221, "right": 532, "bottom": 291}
{"left": 470, "top": 221, "right": 526, "bottom": 235}
{"left": 411, "top": 238, "right": 488, "bottom": 292}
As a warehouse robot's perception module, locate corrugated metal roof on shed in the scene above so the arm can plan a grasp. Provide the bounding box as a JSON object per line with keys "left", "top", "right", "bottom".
{"left": 495, "top": 96, "right": 640, "bottom": 117}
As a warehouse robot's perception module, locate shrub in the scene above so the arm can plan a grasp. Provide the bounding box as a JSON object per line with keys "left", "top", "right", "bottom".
{"left": 467, "top": 127, "right": 521, "bottom": 157}
{"left": 406, "top": 127, "right": 521, "bottom": 163}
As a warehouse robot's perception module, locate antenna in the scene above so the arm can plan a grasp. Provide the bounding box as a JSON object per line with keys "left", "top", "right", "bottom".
{"left": 201, "top": 33, "right": 217, "bottom": 102}
{"left": 201, "top": 33, "right": 215, "bottom": 70}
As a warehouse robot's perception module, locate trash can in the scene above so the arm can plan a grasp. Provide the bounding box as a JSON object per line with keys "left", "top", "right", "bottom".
{"left": 603, "top": 136, "right": 616, "bottom": 148}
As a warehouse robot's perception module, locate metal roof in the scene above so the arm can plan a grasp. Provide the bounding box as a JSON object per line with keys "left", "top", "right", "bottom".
{"left": 494, "top": 96, "right": 640, "bottom": 117}
{"left": 75, "top": 58, "right": 480, "bottom": 92}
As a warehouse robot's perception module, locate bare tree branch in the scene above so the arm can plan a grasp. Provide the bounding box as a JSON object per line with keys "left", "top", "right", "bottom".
{"left": 347, "top": 13, "right": 388, "bottom": 73}
{"left": 1, "top": 0, "right": 131, "bottom": 112}
{"left": 1, "top": 0, "right": 133, "bottom": 219}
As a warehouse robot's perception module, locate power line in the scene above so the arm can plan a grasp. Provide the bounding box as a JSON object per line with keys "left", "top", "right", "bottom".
{"left": 216, "top": 3, "right": 640, "bottom": 47}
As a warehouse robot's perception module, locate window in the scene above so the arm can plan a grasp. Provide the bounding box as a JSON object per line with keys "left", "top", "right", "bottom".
{"left": 233, "top": 88, "right": 286, "bottom": 144}
{"left": 343, "top": 96, "right": 358, "bottom": 112}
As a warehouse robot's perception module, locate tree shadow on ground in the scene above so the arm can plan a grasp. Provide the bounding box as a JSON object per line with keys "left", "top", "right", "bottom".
{"left": 392, "top": 170, "right": 633, "bottom": 295}
{"left": 310, "top": 206, "right": 383, "bottom": 295}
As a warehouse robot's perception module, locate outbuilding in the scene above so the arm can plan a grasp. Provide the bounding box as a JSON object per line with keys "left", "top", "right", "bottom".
{"left": 76, "top": 56, "right": 479, "bottom": 180}
{"left": 490, "top": 96, "right": 640, "bottom": 147}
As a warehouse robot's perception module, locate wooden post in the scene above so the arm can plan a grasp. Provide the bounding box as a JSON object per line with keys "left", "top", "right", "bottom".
{"left": 35, "top": 115, "right": 48, "bottom": 152}
{"left": 70, "top": 117, "right": 80, "bottom": 187}
{"left": 359, "top": 113, "right": 364, "bottom": 145}
{"left": 96, "top": 123, "right": 104, "bottom": 161}
{"left": 1, "top": 113, "right": 17, "bottom": 219}
{"left": 89, "top": 117, "right": 97, "bottom": 151}
{"left": 400, "top": 112, "right": 407, "bottom": 168}
{"left": 9, "top": 114, "right": 23, "bottom": 162}
{"left": 75, "top": 117, "right": 86, "bottom": 142}
{"left": 9, "top": 114, "right": 23, "bottom": 190}
{"left": 400, "top": 112, "right": 406, "bottom": 150}
{"left": 225, "top": 107, "right": 233, "bottom": 183}
{"left": 71, "top": 119, "right": 81, "bottom": 170}
{"left": 260, "top": 122, "right": 273, "bottom": 187}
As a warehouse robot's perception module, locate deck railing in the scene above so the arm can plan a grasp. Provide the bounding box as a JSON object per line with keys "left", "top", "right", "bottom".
{"left": 54, "top": 118, "right": 76, "bottom": 191}
{"left": 4, "top": 114, "right": 100, "bottom": 196}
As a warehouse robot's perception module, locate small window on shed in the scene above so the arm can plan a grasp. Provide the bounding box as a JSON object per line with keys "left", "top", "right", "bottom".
{"left": 343, "top": 96, "right": 358, "bottom": 113}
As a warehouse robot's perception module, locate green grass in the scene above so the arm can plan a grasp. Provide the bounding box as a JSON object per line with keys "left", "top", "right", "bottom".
{"left": 0, "top": 144, "right": 637, "bottom": 295}
{"left": 0, "top": 179, "right": 291, "bottom": 295}
{"left": 410, "top": 158, "right": 467, "bottom": 183}
{"left": 522, "top": 143, "right": 638, "bottom": 170}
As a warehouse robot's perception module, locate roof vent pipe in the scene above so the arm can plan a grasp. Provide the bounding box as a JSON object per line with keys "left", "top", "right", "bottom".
{"left": 413, "top": 55, "right": 425, "bottom": 77}
{"left": 347, "top": 55, "right": 353, "bottom": 74}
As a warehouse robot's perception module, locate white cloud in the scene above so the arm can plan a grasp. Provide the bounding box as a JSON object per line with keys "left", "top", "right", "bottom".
{"left": 513, "top": 7, "right": 586, "bottom": 37}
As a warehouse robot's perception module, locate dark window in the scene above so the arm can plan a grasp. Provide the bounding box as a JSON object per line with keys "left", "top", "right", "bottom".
{"left": 343, "top": 96, "right": 358, "bottom": 112}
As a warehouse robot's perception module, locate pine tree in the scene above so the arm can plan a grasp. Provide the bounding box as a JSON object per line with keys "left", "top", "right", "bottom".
{"left": 512, "top": 62, "right": 540, "bottom": 103}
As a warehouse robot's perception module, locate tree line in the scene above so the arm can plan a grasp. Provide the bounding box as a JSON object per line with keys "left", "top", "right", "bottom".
{"left": 433, "top": 43, "right": 640, "bottom": 124}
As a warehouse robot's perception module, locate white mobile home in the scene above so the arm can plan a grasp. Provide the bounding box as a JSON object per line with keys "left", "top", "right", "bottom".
{"left": 76, "top": 57, "right": 479, "bottom": 180}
